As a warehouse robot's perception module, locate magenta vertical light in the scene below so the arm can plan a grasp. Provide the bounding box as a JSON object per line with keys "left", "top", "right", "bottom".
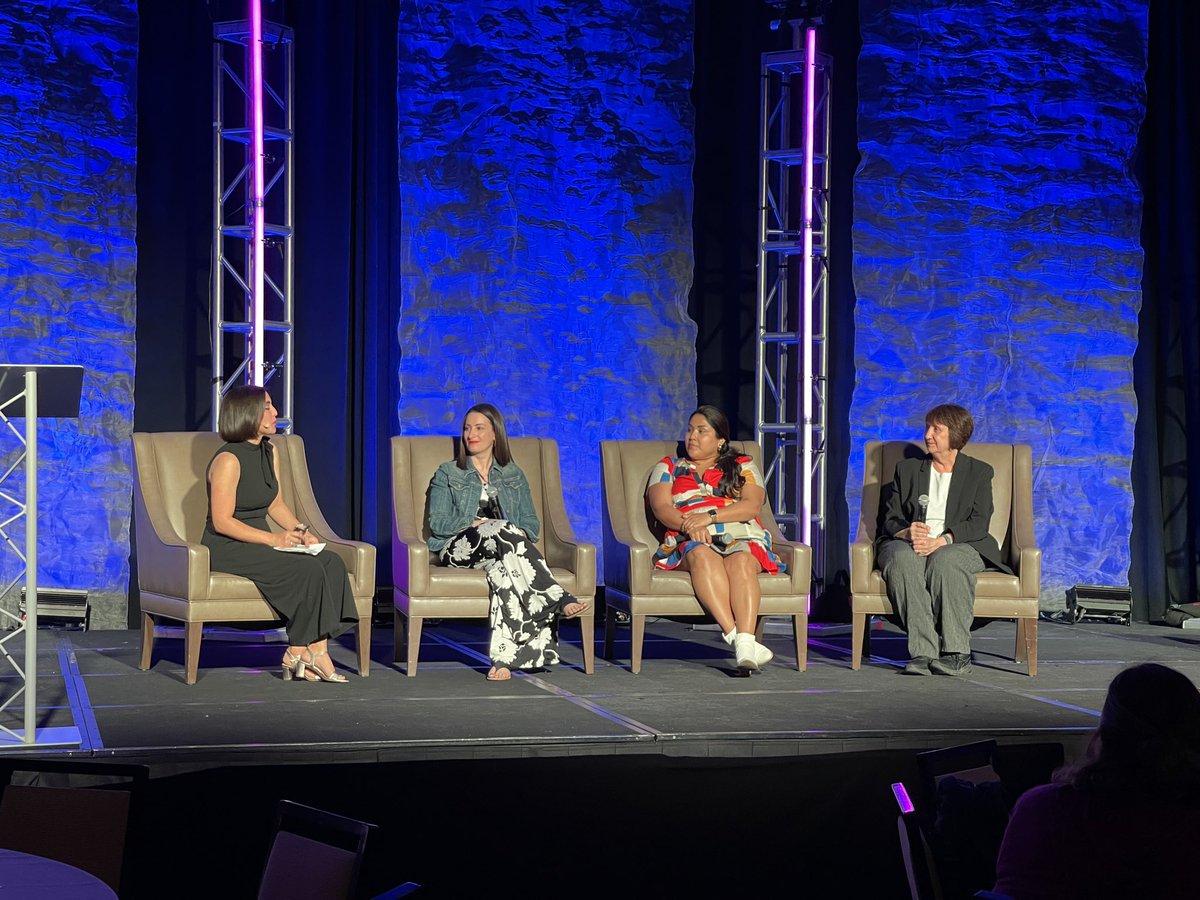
{"left": 800, "top": 25, "right": 817, "bottom": 546}
{"left": 249, "top": 0, "right": 266, "bottom": 385}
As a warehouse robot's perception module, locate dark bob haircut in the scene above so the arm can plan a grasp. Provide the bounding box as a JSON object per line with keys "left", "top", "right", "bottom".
{"left": 219, "top": 385, "right": 270, "bottom": 443}
{"left": 925, "top": 404, "right": 974, "bottom": 450}
{"left": 455, "top": 402, "right": 512, "bottom": 468}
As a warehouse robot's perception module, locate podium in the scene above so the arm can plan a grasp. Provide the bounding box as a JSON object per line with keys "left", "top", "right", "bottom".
{"left": 0, "top": 365, "right": 85, "bottom": 748}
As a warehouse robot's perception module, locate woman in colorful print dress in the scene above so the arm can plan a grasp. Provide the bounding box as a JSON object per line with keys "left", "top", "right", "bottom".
{"left": 646, "top": 405, "right": 786, "bottom": 673}
{"left": 427, "top": 403, "right": 589, "bottom": 681}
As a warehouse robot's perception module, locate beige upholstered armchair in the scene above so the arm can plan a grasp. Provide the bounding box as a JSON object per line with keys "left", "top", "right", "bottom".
{"left": 132, "top": 432, "right": 376, "bottom": 684}
{"left": 390, "top": 436, "right": 596, "bottom": 675}
{"left": 850, "top": 441, "right": 1041, "bottom": 675}
{"left": 599, "top": 439, "right": 811, "bottom": 673}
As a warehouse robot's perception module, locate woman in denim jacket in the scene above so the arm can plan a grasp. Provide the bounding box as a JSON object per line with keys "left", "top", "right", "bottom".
{"left": 428, "top": 403, "right": 588, "bottom": 681}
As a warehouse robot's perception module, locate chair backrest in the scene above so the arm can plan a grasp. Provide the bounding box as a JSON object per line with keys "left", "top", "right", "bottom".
{"left": 258, "top": 800, "right": 371, "bottom": 900}
{"left": 0, "top": 784, "right": 131, "bottom": 891}
{"left": 391, "top": 436, "right": 568, "bottom": 556}
{"left": 132, "top": 431, "right": 308, "bottom": 543}
{"left": 600, "top": 439, "right": 786, "bottom": 549}
{"left": 855, "top": 441, "right": 1025, "bottom": 559}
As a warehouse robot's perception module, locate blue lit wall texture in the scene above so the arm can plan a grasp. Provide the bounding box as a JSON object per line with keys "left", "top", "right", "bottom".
{"left": 396, "top": 0, "right": 697, "bottom": 565}
{"left": 0, "top": 1, "right": 137, "bottom": 628}
{"left": 849, "top": 1, "right": 1149, "bottom": 605}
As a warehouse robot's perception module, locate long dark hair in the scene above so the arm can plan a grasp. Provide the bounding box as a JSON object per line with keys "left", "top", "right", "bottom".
{"left": 455, "top": 402, "right": 512, "bottom": 468}
{"left": 1054, "top": 663, "right": 1200, "bottom": 803}
{"left": 691, "top": 405, "right": 744, "bottom": 499}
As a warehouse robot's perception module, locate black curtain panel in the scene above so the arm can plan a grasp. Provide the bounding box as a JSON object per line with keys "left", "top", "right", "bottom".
{"left": 1131, "top": 0, "right": 1200, "bottom": 621}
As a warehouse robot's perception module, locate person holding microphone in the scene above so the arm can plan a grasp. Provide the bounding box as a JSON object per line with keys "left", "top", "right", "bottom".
{"left": 874, "top": 405, "right": 1010, "bottom": 676}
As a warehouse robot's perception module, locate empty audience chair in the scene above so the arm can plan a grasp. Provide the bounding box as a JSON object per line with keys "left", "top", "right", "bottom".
{"left": 132, "top": 432, "right": 377, "bottom": 683}
{"left": 600, "top": 439, "right": 811, "bottom": 672}
{"left": 390, "top": 435, "right": 596, "bottom": 675}
{"left": 258, "top": 800, "right": 371, "bottom": 900}
{"left": 850, "top": 441, "right": 1041, "bottom": 675}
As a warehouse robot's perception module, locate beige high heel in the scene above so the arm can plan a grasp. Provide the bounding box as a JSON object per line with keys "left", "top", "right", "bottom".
{"left": 304, "top": 649, "right": 348, "bottom": 683}
{"left": 281, "top": 650, "right": 310, "bottom": 682}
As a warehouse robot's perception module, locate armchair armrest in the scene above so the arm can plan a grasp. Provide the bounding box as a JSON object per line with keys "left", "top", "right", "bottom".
{"left": 850, "top": 539, "right": 876, "bottom": 594}
{"left": 772, "top": 539, "right": 812, "bottom": 595}
{"left": 392, "top": 518, "right": 430, "bottom": 598}
{"left": 133, "top": 510, "right": 212, "bottom": 601}
{"left": 1016, "top": 546, "right": 1041, "bottom": 600}
{"left": 604, "top": 516, "right": 654, "bottom": 595}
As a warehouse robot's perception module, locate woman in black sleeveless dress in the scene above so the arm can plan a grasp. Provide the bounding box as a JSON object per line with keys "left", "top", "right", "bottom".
{"left": 201, "top": 386, "right": 358, "bottom": 682}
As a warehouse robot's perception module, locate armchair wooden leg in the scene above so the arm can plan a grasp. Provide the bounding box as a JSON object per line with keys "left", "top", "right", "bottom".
{"left": 184, "top": 622, "right": 202, "bottom": 685}
{"left": 580, "top": 613, "right": 595, "bottom": 674}
{"left": 794, "top": 614, "right": 807, "bottom": 672}
{"left": 394, "top": 608, "right": 404, "bottom": 663}
{"left": 356, "top": 617, "right": 371, "bottom": 677}
{"left": 851, "top": 612, "right": 866, "bottom": 670}
{"left": 631, "top": 614, "right": 646, "bottom": 674}
{"left": 754, "top": 616, "right": 765, "bottom": 642}
{"left": 405, "top": 615, "right": 423, "bottom": 677}
{"left": 139, "top": 612, "right": 155, "bottom": 672}
{"left": 603, "top": 607, "right": 616, "bottom": 662}
{"left": 1014, "top": 618, "right": 1027, "bottom": 662}
{"left": 1025, "top": 618, "right": 1038, "bottom": 676}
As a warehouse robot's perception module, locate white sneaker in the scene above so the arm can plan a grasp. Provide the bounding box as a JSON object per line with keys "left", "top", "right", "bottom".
{"left": 734, "top": 633, "right": 760, "bottom": 673}
{"left": 725, "top": 630, "right": 773, "bottom": 670}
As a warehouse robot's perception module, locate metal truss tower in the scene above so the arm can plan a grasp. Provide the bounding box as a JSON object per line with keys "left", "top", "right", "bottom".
{"left": 755, "top": 26, "right": 832, "bottom": 588}
{"left": 212, "top": 15, "right": 295, "bottom": 431}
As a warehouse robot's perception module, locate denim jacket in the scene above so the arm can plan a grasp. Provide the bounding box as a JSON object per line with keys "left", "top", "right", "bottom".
{"left": 426, "top": 459, "right": 540, "bottom": 552}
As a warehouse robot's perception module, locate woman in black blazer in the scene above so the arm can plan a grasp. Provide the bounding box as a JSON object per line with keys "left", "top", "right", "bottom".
{"left": 875, "top": 404, "right": 1011, "bottom": 676}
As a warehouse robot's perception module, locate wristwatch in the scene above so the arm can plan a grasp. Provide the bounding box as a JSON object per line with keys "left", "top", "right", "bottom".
{"left": 944, "top": 533, "right": 954, "bottom": 544}
{"left": 707, "top": 508, "right": 718, "bottom": 520}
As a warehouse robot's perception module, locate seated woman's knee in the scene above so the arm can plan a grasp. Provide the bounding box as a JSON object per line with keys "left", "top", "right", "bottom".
{"left": 725, "top": 550, "right": 761, "bottom": 576}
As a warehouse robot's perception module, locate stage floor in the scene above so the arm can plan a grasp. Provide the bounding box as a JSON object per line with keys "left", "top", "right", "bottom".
{"left": 6, "top": 615, "right": 1198, "bottom": 768}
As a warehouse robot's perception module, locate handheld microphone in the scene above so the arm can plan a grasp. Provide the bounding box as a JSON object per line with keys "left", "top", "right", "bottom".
{"left": 917, "top": 494, "right": 929, "bottom": 524}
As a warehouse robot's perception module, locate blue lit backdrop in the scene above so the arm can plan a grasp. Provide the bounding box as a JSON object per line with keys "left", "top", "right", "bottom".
{"left": 850, "top": 0, "right": 1149, "bottom": 605}
{"left": 0, "top": 1, "right": 138, "bottom": 628}
{"left": 396, "top": 0, "right": 697, "bottom": 565}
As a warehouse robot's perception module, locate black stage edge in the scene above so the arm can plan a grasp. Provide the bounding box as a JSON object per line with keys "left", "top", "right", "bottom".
{"left": 3, "top": 619, "right": 1199, "bottom": 897}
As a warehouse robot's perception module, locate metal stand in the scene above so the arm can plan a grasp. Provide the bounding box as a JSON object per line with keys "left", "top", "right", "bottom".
{"left": 0, "top": 365, "right": 84, "bottom": 748}
{"left": 212, "top": 15, "right": 296, "bottom": 430}
{"left": 755, "top": 24, "right": 832, "bottom": 588}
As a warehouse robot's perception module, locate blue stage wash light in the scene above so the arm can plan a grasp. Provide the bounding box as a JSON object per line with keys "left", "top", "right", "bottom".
{"left": 395, "top": 0, "right": 698, "bottom": 568}
{"left": 0, "top": 0, "right": 138, "bottom": 629}
{"left": 848, "top": 0, "right": 1149, "bottom": 604}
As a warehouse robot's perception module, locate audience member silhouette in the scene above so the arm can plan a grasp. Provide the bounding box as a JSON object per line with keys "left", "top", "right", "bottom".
{"left": 993, "top": 663, "right": 1200, "bottom": 899}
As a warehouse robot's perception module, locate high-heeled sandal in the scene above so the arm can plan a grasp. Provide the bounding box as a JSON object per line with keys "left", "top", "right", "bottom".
{"left": 304, "top": 649, "right": 348, "bottom": 683}
{"left": 281, "top": 650, "right": 312, "bottom": 682}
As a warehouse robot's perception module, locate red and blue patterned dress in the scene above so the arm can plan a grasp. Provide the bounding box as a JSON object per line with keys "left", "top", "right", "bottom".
{"left": 648, "top": 455, "right": 786, "bottom": 574}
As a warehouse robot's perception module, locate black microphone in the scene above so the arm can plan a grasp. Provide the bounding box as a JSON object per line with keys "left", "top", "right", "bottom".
{"left": 916, "top": 494, "right": 929, "bottom": 524}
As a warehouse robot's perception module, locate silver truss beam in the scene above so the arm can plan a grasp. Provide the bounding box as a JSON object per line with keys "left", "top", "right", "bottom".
{"left": 212, "top": 19, "right": 295, "bottom": 431}
{"left": 755, "top": 31, "right": 832, "bottom": 589}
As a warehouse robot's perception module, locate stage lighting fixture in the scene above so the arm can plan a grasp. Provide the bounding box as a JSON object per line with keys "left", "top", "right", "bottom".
{"left": 1066, "top": 584, "right": 1132, "bottom": 626}
{"left": 18, "top": 587, "right": 90, "bottom": 630}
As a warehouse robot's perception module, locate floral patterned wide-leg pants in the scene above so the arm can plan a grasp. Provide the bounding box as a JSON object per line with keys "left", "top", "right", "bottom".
{"left": 439, "top": 520, "right": 577, "bottom": 670}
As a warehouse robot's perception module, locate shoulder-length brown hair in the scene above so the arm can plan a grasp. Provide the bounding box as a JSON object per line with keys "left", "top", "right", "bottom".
{"left": 219, "top": 385, "right": 269, "bottom": 443}
{"left": 455, "top": 402, "right": 512, "bottom": 468}
{"left": 925, "top": 404, "right": 974, "bottom": 450}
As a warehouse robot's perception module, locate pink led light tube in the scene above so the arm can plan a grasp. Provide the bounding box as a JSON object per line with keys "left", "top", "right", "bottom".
{"left": 249, "top": 0, "right": 265, "bottom": 385}
{"left": 800, "top": 26, "right": 817, "bottom": 545}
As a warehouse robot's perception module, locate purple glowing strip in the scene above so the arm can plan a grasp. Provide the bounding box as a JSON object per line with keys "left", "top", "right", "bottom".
{"left": 249, "top": 0, "right": 265, "bottom": 385}
{"left": 800, "top": 25, "right": 817, "bottom": 546}
{"left": 891, "top": 781, "right": 915, "bottom": 814}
